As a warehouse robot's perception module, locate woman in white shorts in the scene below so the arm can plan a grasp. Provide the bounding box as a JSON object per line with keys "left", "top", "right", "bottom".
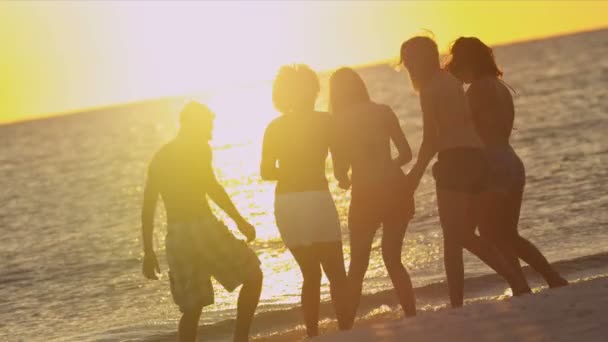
{"left": 261, "top": 64, "right": 351, "bottom": 336}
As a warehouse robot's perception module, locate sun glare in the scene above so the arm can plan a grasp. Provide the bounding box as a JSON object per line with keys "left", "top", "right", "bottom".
{"left": 0, "top": 1, "right": 606, "bottom": 123}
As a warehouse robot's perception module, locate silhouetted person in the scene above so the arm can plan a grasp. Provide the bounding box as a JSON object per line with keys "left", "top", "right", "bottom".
{"left": 446, "top": 37, "right": 568, "bottom": 288}
{"left": 261, "top": 65, "right": 351, "bottom": 337}
{"left": 329, "top": 67, "right": 416, "bottom": 324}
{"left": 141, "top": 102, "right": 262, "bottom": 342}
{"left": 400, "top": 36, "right": 531, "bottom": 308}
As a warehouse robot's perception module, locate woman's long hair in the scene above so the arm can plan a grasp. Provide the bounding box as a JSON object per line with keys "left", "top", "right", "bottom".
{"left": 445, "top": 37, "right": 503, "bottom": 79}
{"left": 329, "top": 67, "right": 370, "bottom": 114}
{"left": 399, "top": 36, "right": 440, "bottom": 91}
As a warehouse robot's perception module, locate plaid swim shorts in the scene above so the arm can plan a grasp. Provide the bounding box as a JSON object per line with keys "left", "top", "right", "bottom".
{"left": 165, "top": 217, "right": 260, "bottom": 312}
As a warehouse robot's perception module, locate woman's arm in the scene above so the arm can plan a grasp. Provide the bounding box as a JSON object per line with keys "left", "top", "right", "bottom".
{"left": 386, "top": 106, "right": 413, "bottom": 166}
{"left": 260, "top": 123, "right": 279, "bottom": 181}
{"left": 329, "top": 116, "right": 351, "bottom": 189}
{"left": 408, "top": 91, "right": 438, "bottom": 191}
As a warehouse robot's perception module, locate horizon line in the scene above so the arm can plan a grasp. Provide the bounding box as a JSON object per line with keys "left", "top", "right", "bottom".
{"left": 2, "top": 26, "right": 606, "bottom": 128}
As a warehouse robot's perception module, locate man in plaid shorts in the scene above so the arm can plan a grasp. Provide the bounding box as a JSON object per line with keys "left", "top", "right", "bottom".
{"left": 141, "top": 101, "right": 263, "bottom": 342}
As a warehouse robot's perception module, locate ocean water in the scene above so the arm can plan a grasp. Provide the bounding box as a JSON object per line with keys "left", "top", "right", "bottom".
{"left": 1, "top": 29, "right": 607, "bottom": 341}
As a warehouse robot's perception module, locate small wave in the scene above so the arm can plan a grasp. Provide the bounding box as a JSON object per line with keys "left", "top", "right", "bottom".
{"left": 126, "top": 252, "right": 608, "bottom": 342}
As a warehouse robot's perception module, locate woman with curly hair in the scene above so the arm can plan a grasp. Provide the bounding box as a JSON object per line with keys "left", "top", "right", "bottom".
{"left": 261, "top": 64, "right": 351, "bottom": 336}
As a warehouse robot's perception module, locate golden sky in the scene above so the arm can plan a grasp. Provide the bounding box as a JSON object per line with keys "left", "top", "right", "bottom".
{"left": 1, "top": 0, "right": 606, "bottom": 124}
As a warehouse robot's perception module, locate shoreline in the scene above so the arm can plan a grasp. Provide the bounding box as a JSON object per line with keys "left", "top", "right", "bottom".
{"left": 253, "top": 252, "right": 608, "bottom": 341}
{"left": 315, "top": 275, "right": 608, "bottom": 342}
{"left": 137, "top": 252, "right": 608, "bottom": 341}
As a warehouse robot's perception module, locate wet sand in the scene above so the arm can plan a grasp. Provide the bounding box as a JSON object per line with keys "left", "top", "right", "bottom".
{"left": 314, "top": 276, "right": 607, "bottom": 342}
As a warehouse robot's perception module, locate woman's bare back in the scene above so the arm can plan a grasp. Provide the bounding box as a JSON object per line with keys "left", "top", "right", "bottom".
{"left": 335, "top": 102, "right": 406, "bottom": 187}
{"left": 420, "top": 71, "right": 483, "bottom": 152}
{"left": 466, "top": 77, "right": 515, "bottom": 147}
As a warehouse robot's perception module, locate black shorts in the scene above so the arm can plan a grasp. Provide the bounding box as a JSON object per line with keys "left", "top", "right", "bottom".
{"left": 485, "top": 145, "right": 526, "bottom": 192}
{"left": 433, "top": 147, "right": 489, "bottom": 194}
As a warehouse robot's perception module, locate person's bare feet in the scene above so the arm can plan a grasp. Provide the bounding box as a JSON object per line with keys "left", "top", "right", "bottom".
{"left": 548, "top": 276, "right": 569, "bottom": 288}
{"left": 512, "top": 284, "right": 532, "bottom": 296}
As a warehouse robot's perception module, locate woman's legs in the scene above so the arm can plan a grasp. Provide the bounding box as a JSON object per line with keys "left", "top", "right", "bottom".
{"left": 290, "top": 241, "right": 355, "bottom": 336}
{"left": 479, "top": 189, "right": 568, "bottom": 288}
{"left": 515, "top": 239, "right": 569, "bottom": 287}
{"left": 317, "top": 241, "right": 352, "bottom": 330}
{"left": 178, "top": 307, "right": 203, "bottom": 342}
{"left": 381, "top": 222, "right": 416, "bottom": 317}
{"left": 437, "top": 188, "right": 530, "bottom": 308}
{"left": 346, "top": 227, "right": 376, "bottom": 326}
{"left": 289, "top": 246, "right": 322, "bottom": 337}
{"left": 477, "top": 191, "right": 525, "bottom": 273}
{"left": 437, "top": 190, "right": 466, "bottom": 307}
{"left": 508, "top": 189, "right": 568, "bottom": 287}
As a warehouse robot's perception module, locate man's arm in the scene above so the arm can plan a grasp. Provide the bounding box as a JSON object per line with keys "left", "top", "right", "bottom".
{"left": 260, "top": 123, "right": 279, "bottom": 181}
{"left": 141, "top": 162, "right": 161, "bottom": 279}
{"left": 207, "top": 176, "right": 246, "bottom": 224}
{"left": 206, "top": 153, "right": 256, "bottom": 241}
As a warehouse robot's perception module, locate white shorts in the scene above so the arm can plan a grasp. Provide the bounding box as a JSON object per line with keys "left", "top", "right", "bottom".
{"left": 274, "top": 191, "right": 342, "bottom": 248}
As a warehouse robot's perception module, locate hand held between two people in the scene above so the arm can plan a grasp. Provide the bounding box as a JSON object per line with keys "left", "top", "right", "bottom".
{"left": 402, "top": 171, "right": 421, "bottom": 196}
{"left": 337, "top": 164, "right": 420, "bottom": 194}
{"left": 235, "top": 216, "right": 257, "bottom": 242}
{"left": 338, "top": 178, "right": 351, "bottom": 190}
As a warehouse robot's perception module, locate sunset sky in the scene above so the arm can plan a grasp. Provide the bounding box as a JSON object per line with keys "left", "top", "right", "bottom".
{"left": 1, "top": 0, "right": 606, "bottom": 124}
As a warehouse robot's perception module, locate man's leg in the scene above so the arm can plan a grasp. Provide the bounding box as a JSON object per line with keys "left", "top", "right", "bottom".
{"left": 234, "top": 267, "right": 263, "bottom": 342}
{"left": 178, "top": 307, "right": 203, "bottom": 342}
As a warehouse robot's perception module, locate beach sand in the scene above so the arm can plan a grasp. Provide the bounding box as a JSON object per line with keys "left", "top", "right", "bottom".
{"left": 253, "top": 255, "right": 608, "bottom": 342}
{"left": 310, "top": 276, "right": 607, "bottom": 342}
